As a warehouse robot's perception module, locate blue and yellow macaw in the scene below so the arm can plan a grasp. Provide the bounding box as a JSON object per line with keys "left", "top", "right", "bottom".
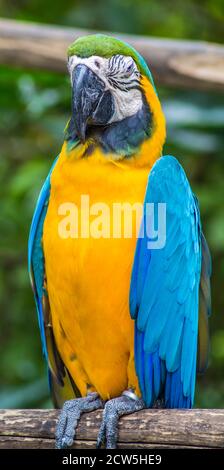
{"left": 28, "top": 35, "right": 211, "bottom": 448}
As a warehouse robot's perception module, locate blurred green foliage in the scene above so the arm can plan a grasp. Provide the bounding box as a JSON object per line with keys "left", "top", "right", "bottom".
{"left": 0, "top": 0, "right": 223, "bottom": 409}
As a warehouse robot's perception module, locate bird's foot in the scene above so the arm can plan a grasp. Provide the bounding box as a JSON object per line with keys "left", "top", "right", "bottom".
{"left": 55, "top": 392, "right": 103, "bottom": 448}
{"left": 97, "top": 389, "right": 145, "bottom": 449}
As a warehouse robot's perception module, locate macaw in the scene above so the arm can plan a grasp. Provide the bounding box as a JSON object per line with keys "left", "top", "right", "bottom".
{"left": 28, "top": 34, "right": 211, "bottom": 449}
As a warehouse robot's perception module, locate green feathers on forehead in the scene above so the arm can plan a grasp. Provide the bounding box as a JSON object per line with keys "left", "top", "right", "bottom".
{"left": 67, "top": 34, "right": 155, "bottom": 87}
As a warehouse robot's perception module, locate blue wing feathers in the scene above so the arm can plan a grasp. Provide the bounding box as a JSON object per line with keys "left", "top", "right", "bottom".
{"left": 130, "top": 155, "right": 211, "bottom": 408}
{"left": 134, "top": 328, "right": 146, "bottom": 397}
{"left": 152, "top": 353, "right": 160, "bottom": 396}
{"left": 144, "top": 352, "right": 154, "bottom": 405}
{"left": 28, "top": 157, "right": 58, "bottom": 358}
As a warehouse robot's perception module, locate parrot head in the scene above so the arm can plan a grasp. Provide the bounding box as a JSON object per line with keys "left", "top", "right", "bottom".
{"left": 66, "top": 34, "right": 166, "bottom": 164}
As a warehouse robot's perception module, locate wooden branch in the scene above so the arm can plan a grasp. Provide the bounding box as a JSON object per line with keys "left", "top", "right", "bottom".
{"left": 1, "top": 409, "right": 224, "bottom": 449}
{"left": 0, "top": 18, "right": 224, "bottom": 91}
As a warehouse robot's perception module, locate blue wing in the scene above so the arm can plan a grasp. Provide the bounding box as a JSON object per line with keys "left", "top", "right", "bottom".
{"left": 130, "top": 155, "right": 211, "bottom": 408}
{"left": 28, "top": 161, "right": 55, "bottom": 358}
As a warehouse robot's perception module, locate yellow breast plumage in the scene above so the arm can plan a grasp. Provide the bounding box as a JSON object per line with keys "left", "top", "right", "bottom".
{"left": 43, "top": 145, "right": 150, "bottom": 399}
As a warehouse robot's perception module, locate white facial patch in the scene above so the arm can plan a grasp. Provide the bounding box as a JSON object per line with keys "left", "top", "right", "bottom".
{"left": 68, "top": 54, "right": 143, "bottom": 123}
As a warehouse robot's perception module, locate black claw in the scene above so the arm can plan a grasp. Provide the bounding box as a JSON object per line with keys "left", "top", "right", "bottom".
{"left": 96, "top": 421, "right": 106, "bottom": 449}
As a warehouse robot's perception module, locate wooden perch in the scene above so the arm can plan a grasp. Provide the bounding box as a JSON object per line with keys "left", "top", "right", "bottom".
{"left": 0, "top": 18, "right": 224, "bottom": 91}
{"left": 1, "top": 409, "right": 224, "bottom": 449}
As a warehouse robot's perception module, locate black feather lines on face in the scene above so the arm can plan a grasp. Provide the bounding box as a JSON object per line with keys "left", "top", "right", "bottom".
{"left": 107, "top": 55, "right": 140, "bottom": 92}
{"left": 97, "top": 93, "right": 152, "bottom": 156}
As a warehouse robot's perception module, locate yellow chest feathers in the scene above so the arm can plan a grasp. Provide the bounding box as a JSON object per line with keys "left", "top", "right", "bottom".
{"left": 42, "top": 151, "right": 149, "bottom": 398}
{"left": 43, "top": 152, "right": 150, "bottom": 287}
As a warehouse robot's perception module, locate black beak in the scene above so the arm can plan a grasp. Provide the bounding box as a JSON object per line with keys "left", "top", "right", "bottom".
{"left": 71, "top": 64, "right": 114, "bottom": 142}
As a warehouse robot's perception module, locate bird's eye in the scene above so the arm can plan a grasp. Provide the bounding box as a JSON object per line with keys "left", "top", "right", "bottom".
{"left": 124, "top": 58, "right": 135, "bottom": 75}
{"left": 95, "top": 60, "right": 101, "bottom": 69}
